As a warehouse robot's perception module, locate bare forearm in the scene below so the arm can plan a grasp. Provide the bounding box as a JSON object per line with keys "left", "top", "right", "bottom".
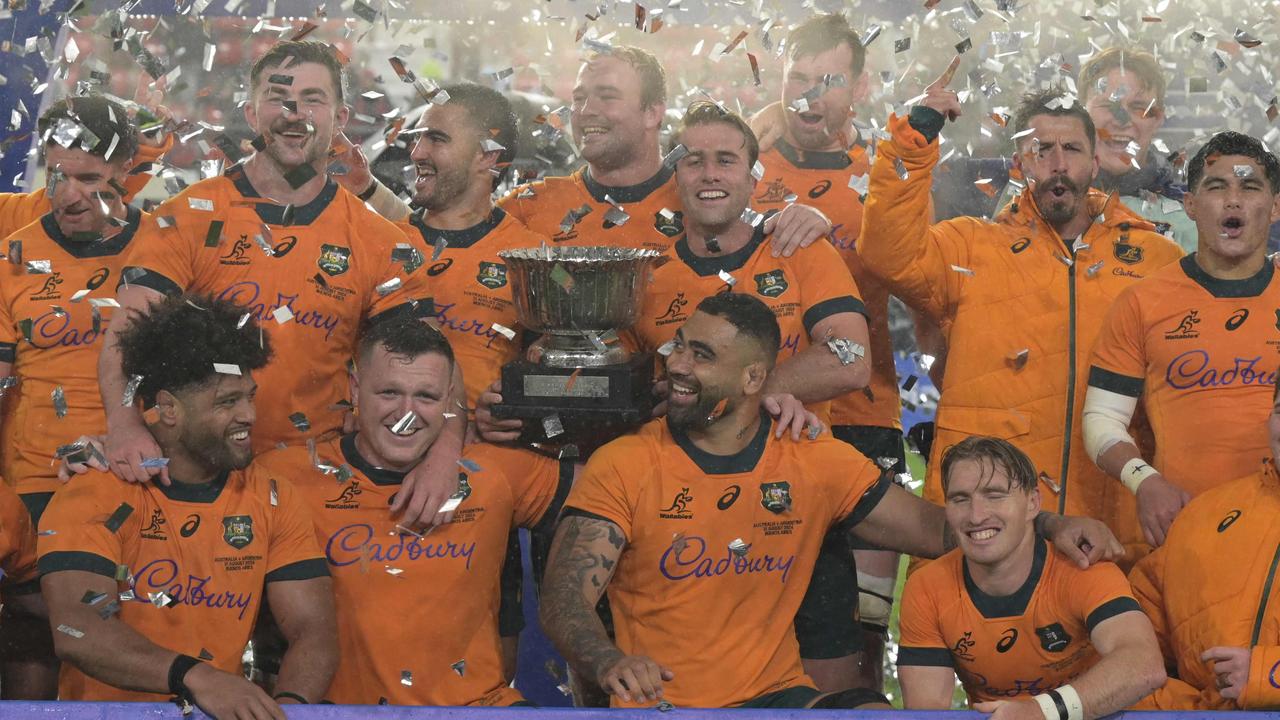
{"left": 764, "top": 345, "right": 869, "bottom": 403}
{"left": 542, "top": 582, "right": 623, "bottom": 682}
{"left": 540, "top": 517, "right": 626, "bottom": 683}
{"left": 1097, "top": 442, "right": 1143, "bottom": 481}
{"left": 1072, "top": 644, "right": 1166, "bottom": 716}
{"left": 273, "top": 626, "right": 337, "bottom": 703}
{"left": 97, "top": 328, "right": 137, "bottom": 429}
{"left": 53, "top": 611, "right": 180, "bottom": 694}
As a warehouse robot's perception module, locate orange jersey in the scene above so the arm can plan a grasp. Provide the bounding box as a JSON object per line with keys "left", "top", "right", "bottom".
{"left": 899, "top": 538, "right": 1141, "bottom": 703}
{"left": 253, "top": 436, "right": 562, "bottom": 706}
{"left": 398, "top": 209, "right": 548, "bottom": 403}
{"left": 632, "top": 226, "right": 865, "bottom": 422}
{"left": 0, "top": 479, "right": 38, "bottom": 589}
{"left": 753, "top": 142, "right": 899, "bottom": 430}
{"left": 563, "top": 417, "right": 888, "bottom": 708}
{"left": 0, "top": 209, "right": 143, "bottom": 494}
{"left": 122, "top": 170, "right": 431, "bottom": 452}
{"left": 498, "top": 165, "right": 681, "bottom": 253}
{"left": 37, "top": 467, "right": 327, "bottom": 702}
{"left": 1089, "top": 255, "right": 1280, "bottom": 496}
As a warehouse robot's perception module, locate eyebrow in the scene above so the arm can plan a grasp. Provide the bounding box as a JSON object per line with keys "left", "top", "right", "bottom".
{"left": 688, "top": 339, "right": 716, "bottom": 357}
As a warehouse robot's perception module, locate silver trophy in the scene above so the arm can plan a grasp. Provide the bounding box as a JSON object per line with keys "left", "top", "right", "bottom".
{"left": 491, "top": 246, "right": 663, "bottom": 447}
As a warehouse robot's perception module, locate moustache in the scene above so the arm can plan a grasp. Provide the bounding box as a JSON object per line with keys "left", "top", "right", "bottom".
{"left": 1040, "top": 176, "right": 1080, "bottom": 193}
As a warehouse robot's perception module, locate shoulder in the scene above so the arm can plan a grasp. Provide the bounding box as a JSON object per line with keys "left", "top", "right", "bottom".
{"left": 1164, "top": 470, "right": 1264, "bottom": 544}
{"left": 588, "top": 422, "right": 664, "bottom": 467}
{"left": 495, "top": 210, "right": 552, "bottom": 246}
{"left": 249, "top": 444, "right": 316, "bottom": 476}
{"left": 904, "top": 551, "right": 963, "bottom": 599}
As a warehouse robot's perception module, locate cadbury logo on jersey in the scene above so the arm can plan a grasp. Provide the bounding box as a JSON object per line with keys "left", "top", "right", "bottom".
{"left": 477, "top": 261, "right": 508, "bottom": 289}
{"left": 1035, "top": 623, "right": 1072, "bottom": 652}
{"left": 131, "top": 558, "right": 255, "bottom": 619}
{"left": 659, "top": 534, "right": 796, "bottom": 584}
{"left": 326, "top": 523, "right": 477, "bottom": 570}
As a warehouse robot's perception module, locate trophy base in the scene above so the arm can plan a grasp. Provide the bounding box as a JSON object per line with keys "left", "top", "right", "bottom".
{"left": 491, "top": 353, "right": 655, "bottom": 448}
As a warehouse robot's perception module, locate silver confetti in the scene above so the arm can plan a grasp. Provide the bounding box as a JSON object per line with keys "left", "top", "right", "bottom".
{"left": 390, "top": 411, "right": 419, "bottom": 435}
{"left": 543, "top": 414, "right": 565, "bottom": 438}
{"left": 728, "top": 538, "right": 750, "bottom": 557}
{"left": 122, "top": 374, "right": 143, "bottom": 406}
{"left": 52, "top": 386, "right": 67, "bottom": 418}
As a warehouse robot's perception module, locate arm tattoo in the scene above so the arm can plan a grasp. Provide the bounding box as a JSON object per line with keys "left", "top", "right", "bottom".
{"left": 541, "top": 516, "right": 627, "bottom": 683}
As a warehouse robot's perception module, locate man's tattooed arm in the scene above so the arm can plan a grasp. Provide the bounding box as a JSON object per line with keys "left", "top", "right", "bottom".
{"left": 540, "top": 514, "right": 628, "bottom": 684}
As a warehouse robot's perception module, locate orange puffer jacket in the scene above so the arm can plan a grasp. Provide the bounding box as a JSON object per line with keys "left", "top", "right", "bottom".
{"left": 860, "top": 113, "right": 1184, "bottom": 564}
{"left": 1130, "top": 459, "right": 1280, "bottom": 710}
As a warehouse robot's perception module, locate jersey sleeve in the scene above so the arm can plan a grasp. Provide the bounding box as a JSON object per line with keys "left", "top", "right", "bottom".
{"left": 828, "top": 444, "right": 892, "bottom": 528}
{"left": 262, "top": 476, "right": 328, "bottom": 582}
{"left": 0, "top": 482, "right": 38, "bottom": 589}
{"left": 120, "top": 198, "right": 199, "bottom": 295}
{"left": 562, "top": 440, "right": 640, "bottom": 540}
{"left": 794, "top": 238, "right": 867, "bottom": 336}
{"left": 495, "top": 184, "right": 532, "bottom": 225}
{"left": 493, "top": 446, "right": 564, "bottom": 530}
{"left": 1072, "top": 561, "right": 1143, "bottom": 633}
{"left": 0, "top": 189, "right": 49, "bottom": 241}
{"left": 1088, "top": 288, "right": 1147, "bottom": 398}
{"left": 897, "top": 570, "right": 954, "bottom": 667}
{"left": 36, "top": 474, "right": 131, "bottom": 579}
{"left": 0, "top": 247, "right": 19, "bottom": 363}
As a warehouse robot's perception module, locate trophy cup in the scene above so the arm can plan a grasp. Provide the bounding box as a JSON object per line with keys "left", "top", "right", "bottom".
{"left": 490, "top": 246, "right": 663, "bottom": 449}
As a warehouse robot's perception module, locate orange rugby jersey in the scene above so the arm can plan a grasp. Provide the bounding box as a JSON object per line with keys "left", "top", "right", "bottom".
{"left": 254, "top": 435, "right": 564, "bottom": 706}
{"left": 0, "top": 208, "right": 143, "bottom": 495}
{"left": 753, "top": 141, "right": 899, "bottom": 430}
{"left": 1089, "top": 254, "right": 1280, "bottom": 495}
{"left": 37, "top": 467, "right": 327, "bottom": 702}
{"left": 564, "top": 417, "right": 889, "bottom": 708}
{"left": 122, "top": 169, "right": 431, "bottom": 452}
{"left": 0, "top": 479, "right": 39, "bottom": 589}
{"left": 498, "top": 165, "right": 681, "bottom": 253}
{"left": 632, "top": 225, "right": 865, "bottom": 422}
{"left": 898, "top": 537, "right": 1141, "bottom": 703}
{"left": 398, "top": 209, "right": 547, "bottom": 403}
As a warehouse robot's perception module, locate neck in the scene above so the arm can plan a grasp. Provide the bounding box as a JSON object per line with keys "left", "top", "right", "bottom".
{"left": 423, "top": 187, "right": 494, "bottom": 231}
{"left": 151, "top": 426, "right": 221, "bottom": 486}
{"left": 352, "top": 430, "right": 418, "bottom": 474}
{"left": 243, "top": 153, "right": 328, "bottom": 206}
{"left": 588, "top": 145, "right": 663, "bottom": 187}
{"left": 1195, "top": 245, "right": 1268, "bottom": 280}
{"left": 685, "top": 218, "right": 754, "bottom": 256}
{"left": 1051, "top": 212, "right": 1094, "bottom": 244}
{"left": 685, "top": 405, "right": 762, "bottom": 456}
{"left": 967, "top": 530, "right": 1037, "bottom": 597}
{"left": 782, "top": 126, "right": 843, "bottom": 153}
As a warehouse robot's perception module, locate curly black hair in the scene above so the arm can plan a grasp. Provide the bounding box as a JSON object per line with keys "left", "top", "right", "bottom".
{"left": 118, "top": 294, "right": 273, "bottom": 406}
{"left": 1188, "top": 131, "right": 1280, "bottom": 194}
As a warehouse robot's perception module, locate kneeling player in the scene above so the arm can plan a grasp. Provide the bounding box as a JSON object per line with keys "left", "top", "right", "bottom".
{"left": 898, "top": 436, "right": 1165, "bottom": 719}
{"left": 250, "top": 315, "right": 569, "bottom": 705}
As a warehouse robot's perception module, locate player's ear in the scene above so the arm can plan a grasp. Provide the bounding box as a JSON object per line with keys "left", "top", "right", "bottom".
{"left": 850, "top": 70, "right": 870, "bottom": 105}
{"left": 1269, "top": 187, "right": 1280, "bottom": 224}
{"left": 154, "top": 389, "right": 181, "bottom": 428}
{"left": 1026, "top": 484, "right": 1042, "bottom": 518}
{"left": 643, "top": 101, "right": 666, "bottom": 133}
{"left": 335, "top": 102, "right": 350, "bottom": 133}
{"left": 743, "top": 359, "right": 768, "bottom": 394}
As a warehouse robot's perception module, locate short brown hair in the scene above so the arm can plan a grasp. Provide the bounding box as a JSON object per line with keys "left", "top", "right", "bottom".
{"left": 940, "top": 436, "right": 1037, "bottom": 494}
{"left": 676, "top": 101, "right": 760, "bottom": 167}
{"left": 786, "top": 13, "right": 866, "bottom": 78}
{"left": 1012, "top": 87, "right": 1097, "bottom": 151}
{"left": 588, "top": 45, "right": 666, "bottom": 109}
{"left": 250, "top": 40, "right": 347, "bottom": 103}
{"left": 1079, "top": 47, "right": 1166, "bottom": 109}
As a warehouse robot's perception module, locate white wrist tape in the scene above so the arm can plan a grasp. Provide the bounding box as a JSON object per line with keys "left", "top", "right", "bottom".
{"left": 856, "top": 571, "right": 896, "bottom": 628}
{"left": 1058, "top": 684, "right": 1084, "bottom": 720}
{"left": 1081, "top": 386, "right": 1139, "bottom": 463}
{"left": 1034, "top": 692, "right": 1060, "bottom": 720}
{"left": 1120, "top": 457, "right": 1160, "bottom": 494}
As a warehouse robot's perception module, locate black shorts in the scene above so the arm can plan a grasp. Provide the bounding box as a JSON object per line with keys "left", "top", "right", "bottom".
{"left": 738, "top": 685, "right": 822, "bottom": 708}
{"left": 794, "top": 525, "right": 861, "bottom": 658}
{"left": 19, "top": 491, "right": 54, "bottom": 528}
{"left": 831, "top": 425, "right": 906, "bottom": 552}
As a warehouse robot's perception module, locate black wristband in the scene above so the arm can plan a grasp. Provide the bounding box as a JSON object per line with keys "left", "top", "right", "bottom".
{"left": 907, "top": 105, "right": 946, "bottom": 144}
{"left": 357, "top": 179, "right": 378, "bottom": 201}
{"left": 1047, "top": 689, "right": 1069, "bottom": 720}
{"left": 167, "top": 654, "right": 201, "bottom": 697}
{"left": 274, "top": 691, "right": 310, "bottom": 704}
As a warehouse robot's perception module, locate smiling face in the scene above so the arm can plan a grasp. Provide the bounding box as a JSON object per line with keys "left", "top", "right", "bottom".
{"left": 781, "top": 43, "right": 865, "bottom": 151}
{"left": 675, "top": 120, "right": 756, "bottom": 237}
{"left": 664, "top": 310, "right": 765, "bottom": 432}
{"left": 172, "top": 374, "right": 258, "bottom": 472}
{"left": 44, "top": 144, "right": 129, "bottom": 237}
{"left": 1085, "top": 68, "right": 1164, "bottom": 176}
{"left": 944, "top": 457, "right": 1041, "bottom": 569}
{"left": 1017, "top": 114, "right": 1100, "bottom": 230}
{"left": 350, "top": 343, "right": 453, "bottom": 472}
{"left": 408, "top": 103, "right": 486, "bottom": 211}
{"left": 244, "top": 60, "right": 349, "bottom": 173}
{"left": 570, "top": 55, "right": 663, "bottom": 172}
{"left": 1185, "top": 153, "right": 1280, "bottom": 263}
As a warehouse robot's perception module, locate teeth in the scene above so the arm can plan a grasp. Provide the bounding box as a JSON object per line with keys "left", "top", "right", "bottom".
{"left": 582, "top": 127, "right": 608, "bottom": 135}
{"left": 969, "top": 528, "right": 998, "bottom": 540}
{"left": 230, "top": 430, "right": 249, "bottom": 441}
{"left": 697, "top": 190, "right": 728, "bottom": 199}
{"left": 671, "top": 383, "right": 696, "bottom": 396}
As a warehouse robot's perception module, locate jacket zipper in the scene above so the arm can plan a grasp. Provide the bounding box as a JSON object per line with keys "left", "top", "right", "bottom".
{"left": 1057, "top": 240, "right": 1078, "bottom": 513}
{"left": 1251, "top": 535, "right": 1280, "bottom": 644}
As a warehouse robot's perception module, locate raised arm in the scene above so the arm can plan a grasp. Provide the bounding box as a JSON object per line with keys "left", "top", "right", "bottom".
{"left": 98, "top": 283, "right": 168, "bottom": 485}
{"left": 540, "top": 514, "right": 673, "bottom": 703}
